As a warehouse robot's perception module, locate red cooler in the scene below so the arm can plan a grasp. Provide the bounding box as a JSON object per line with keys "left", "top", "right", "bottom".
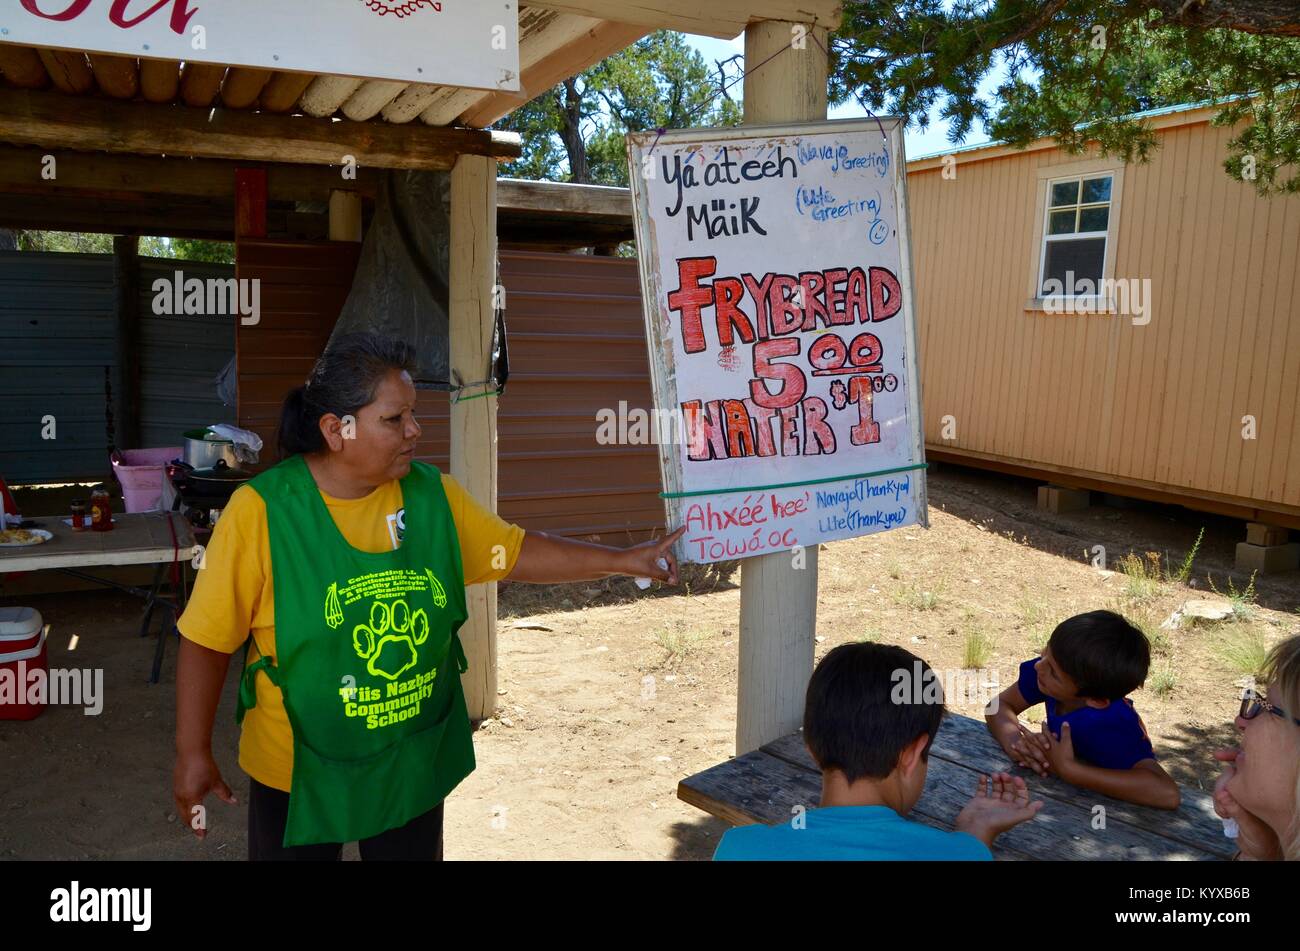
{"left": 0, "top": 607, "right": 47, "bottom": 721}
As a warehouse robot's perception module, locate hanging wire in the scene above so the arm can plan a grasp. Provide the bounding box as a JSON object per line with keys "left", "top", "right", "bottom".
{"left": 645, "top": 19, "right": 892, "bottom": 159}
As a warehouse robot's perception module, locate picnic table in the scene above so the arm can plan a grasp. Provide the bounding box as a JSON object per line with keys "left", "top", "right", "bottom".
{"left": 679, "top": 713, "right": 1237, "bottom": 860}
{"left": 0, "top": 511, "right": 197, "bottom": 683}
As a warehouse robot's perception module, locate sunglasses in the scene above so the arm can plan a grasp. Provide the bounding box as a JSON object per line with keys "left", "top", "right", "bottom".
{"left": 1239, "top": 688, "right": 1300, "bottom": 727}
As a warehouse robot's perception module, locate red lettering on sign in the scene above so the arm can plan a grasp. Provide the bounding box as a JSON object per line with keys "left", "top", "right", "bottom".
{"left": 869, "top": 266, "right": 902, "bottom": 322}
{"left": 749, "top": 337, "right": 805, "bottom": 409}
{"left": 667, "top": 257, "right": 716, "bottom": 354}
{"left": 768, "top": 275, "right": 802, "bottom": 336}
{"left": 848, "top": 376, "right": 881, "bottom": 445}
{"left": 714, "top": 277, "right": 754, "bottom": 347}
{"left": 21, "top": 0, "right": 92, "bottom": 19}
{"left": 802, "top": 397, "right": 835, "bottom": 455}
{"left": 799, "top": 270, "right": 829, "bottom": 331}
{"left": 769, "top": 493, "right": 807, "bottom": 519}
{"left": 722, "top": 399, "right": 755, "bottom": 458}
{"left": 846, "top": 267, "right": 871, "bottom": 323}
{"left": 21, "top": 0, "right": 199, "bottom": 34}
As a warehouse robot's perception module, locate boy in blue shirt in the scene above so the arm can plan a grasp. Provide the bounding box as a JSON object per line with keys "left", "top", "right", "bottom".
{"left": 986, "top": 609, "right": 1180, "bottom": 809}
{"left": 714, "top": 642, "right": 1042, "bottom": 860}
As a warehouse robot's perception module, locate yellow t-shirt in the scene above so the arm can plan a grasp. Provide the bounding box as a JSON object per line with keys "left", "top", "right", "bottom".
{"left": 178, "top": 469, "right": 524, "bottom": 792}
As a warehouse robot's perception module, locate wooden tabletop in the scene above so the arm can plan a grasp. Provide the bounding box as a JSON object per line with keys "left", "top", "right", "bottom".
{"left": 679, "top": 713, "right": 1237, "bottom": 860}
{"left": 0, "top": 512, "right": 197, "bottom": 574}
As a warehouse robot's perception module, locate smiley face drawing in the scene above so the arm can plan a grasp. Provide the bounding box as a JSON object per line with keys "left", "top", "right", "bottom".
{"left": 352, "top": 598, "right": 431, "bottom": 680}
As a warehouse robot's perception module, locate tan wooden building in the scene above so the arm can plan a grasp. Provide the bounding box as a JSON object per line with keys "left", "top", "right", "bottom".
{"left": 907, "top": 102, "right": 1300, "bottom": 565}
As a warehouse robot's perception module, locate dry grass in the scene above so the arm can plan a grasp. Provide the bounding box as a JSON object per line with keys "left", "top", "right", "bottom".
{"left": 1216, "top": 627, "right": 1272, "bottom": 679}
{"left": 962, "top": 625, "right": 996, "bottom": 669}
{"left": 491, "top": 466, "right": 1300, "bottom": 799}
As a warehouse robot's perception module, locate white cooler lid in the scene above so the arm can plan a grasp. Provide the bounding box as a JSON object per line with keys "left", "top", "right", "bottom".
{"left": 0, "top": 606, "right": 43, "bottom": 639}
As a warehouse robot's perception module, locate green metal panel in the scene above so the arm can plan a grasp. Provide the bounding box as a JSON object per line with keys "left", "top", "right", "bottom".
{"left": 0, "top": 252, "right": 237, "bottom": 485}
{"left": 137, "top": 257, "right": 236, "bottom": 453}
{"left": 0, "top": 252, "right": 116, "bottom": 484}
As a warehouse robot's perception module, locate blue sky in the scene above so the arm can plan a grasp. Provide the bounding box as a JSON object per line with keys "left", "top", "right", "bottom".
{"left": 684, "top": 33, "right": 1004, "bottom": 160}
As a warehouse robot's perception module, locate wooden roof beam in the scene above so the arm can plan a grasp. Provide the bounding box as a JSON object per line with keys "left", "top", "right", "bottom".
{"left": 0, "top": 145, "right": 381, "bottom": 202}
{"left": 260, "top": 72, "right": 317, "bottom": 114}
{"left": 521, "top": 1, "right": 844, "bottom": 38}
{"left": 0, "top": 45, "right": 49, "bottom": 89}
{"left": 342, "top": 80, "right": 409, "bottom": 121}
{"left": 0, "top": 87, "right": 521, "bottom": 170}
{"left": 457, "top": 20, "right": 649, "bottom": 128}
{"left": 89, "top": 54, "right": 139, "bottom": 100}
{"left": 221, "top": 67, "right": 274, "bottom": 109}
{"left": 299, "top": 75, "right": 364, "bottom": 117}
{"left": 180, "top": 62, "right": 226, "bottom": 108}
{"left": 394, "top": 11, "right": 604, "bottom": 126}
{"left": 37, "top": 48, "right": 93, "bottom": 95}
{"left": 140, "top": 59, "right": 180, "bottom": 103}
{"left": 497, "top": 178, "right": 631, "bottom": 220}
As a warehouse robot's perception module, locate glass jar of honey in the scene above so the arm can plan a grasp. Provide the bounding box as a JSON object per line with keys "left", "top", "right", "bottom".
{"left": 90, "top": 486, "right": 113, "bottom": 532}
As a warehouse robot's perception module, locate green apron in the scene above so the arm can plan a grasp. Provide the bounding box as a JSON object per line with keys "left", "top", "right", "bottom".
{"left": 235, "top": 455, "right": 474, "bottom": 847}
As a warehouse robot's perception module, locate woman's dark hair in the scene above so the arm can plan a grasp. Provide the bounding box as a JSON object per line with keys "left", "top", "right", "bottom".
{"left": 1048, "top": 609, "right": 1150, "bottom": 700}
{"left": 803, "top": 642, "right": 945, "bottom": 783}
{"left": 278, "top": 332, "right": 417, "bottom": 457}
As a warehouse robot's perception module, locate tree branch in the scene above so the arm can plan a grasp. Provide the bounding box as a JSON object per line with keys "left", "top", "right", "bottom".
{"left": 1147, "top": 0, "right": 1300, "bottom": 36}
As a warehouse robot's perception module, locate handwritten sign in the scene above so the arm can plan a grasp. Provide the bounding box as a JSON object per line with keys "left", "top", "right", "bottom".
{"left": 0, "top": 0, "right": 518, "bottom": 90}
{"left": 626, "top": 119, "right": 927, "bottom": 565}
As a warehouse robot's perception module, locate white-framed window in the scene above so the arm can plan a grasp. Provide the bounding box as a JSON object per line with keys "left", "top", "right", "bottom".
{"left": 1037, "top": 172, "right": 1113, "bottom": 298}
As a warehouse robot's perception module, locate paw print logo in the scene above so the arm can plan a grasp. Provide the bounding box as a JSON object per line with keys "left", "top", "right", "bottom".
{"left": 352, "top": 599, "right": 430, "bottom": 681}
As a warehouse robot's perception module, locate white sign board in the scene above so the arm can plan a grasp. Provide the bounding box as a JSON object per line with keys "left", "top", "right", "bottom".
{"left": 627, "top": 118, "right": 927, "bottom": 565}
{"left": 0, "top": 0, "right": 519, "bottom": 90}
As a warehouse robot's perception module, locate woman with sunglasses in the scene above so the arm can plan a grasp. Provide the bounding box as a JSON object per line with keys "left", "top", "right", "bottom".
{"left": 1214, "top": 635, "right": 1300, "bottom": 860}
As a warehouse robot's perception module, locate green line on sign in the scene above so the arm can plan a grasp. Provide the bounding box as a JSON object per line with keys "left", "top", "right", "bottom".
{"left": 659, "top": 462, "right": 929, "bottom": 499}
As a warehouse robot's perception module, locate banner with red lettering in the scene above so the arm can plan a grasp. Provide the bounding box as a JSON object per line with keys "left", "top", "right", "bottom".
{"left": 1, "top": 0, "right": 518, "bottom": 90}
{"left": 626, "top": 118, "right": 927, "bottom": 565}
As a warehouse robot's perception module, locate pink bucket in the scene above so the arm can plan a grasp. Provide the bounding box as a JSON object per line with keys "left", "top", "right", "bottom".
{"left": 111, "top": 447, "right": 181, "bottom": 513}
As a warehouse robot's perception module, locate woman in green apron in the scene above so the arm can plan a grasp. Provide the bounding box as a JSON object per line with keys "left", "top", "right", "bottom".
{"left": 173, "top": 332, "right": 682, "bottom": 860}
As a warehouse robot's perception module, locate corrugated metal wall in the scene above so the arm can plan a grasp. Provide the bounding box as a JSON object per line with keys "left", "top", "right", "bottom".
{"left": 233, "top": 243, "right": 664, "bottom": 540}
{"left": 0, "top": 251, "right": 236, "bottom": 483}
{"left": 137, "top": 258, "right": 236, "bottom": 450}
{"left": 0, "top": 252, "right": 115, "bottom": 483}
{"left": 908, "top": 115, "right": 1300, "bottom": 523}
{"left": 235, "top": 239, "right": 363, "bottom": 462}
{"left": 495, "top": 250, "right": 663, "bottom": 541}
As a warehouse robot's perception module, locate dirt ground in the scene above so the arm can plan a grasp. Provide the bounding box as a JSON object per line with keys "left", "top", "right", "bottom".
{"left": 2, "top": 464, "right": 1296, "bottom": 860}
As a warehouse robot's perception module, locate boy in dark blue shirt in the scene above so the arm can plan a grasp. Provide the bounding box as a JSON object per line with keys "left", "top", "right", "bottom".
{"left": 986, "top": 609, "right": 1180, "bottom": 809}
{"left": 714, "top": 643, "right": 1042, "bottom": 860}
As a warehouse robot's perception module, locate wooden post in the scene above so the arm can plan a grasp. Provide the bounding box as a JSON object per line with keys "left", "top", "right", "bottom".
{"left": 735, "top": 19, "right": 829, "bottom": 755}
{"left": 328, "top": 190, "right": 363, "bottom": 243}
{"left": 235, "top": 168, "right": 268, "bottom": 239}
{"left": 112, "top": 234, "right": 140, "bottom": 453}
{"left": 449, "top": 153, "right": 499, "bottom": 720}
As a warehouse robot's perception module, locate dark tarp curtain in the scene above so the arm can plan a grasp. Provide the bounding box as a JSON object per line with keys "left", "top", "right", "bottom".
{"left": 327, "top": 169, "right": 507, "bottom": 396}
{"left": 329, "top": 169, "right": 451, "bottom": 388}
